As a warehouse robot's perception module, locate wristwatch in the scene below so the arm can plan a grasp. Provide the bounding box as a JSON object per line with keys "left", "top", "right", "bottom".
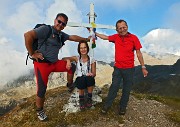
{"left": 85, "top": 38, "right": 89, "bottom": 42}
{"left": 142, "top": 65, "right": 146, "bottom": 69}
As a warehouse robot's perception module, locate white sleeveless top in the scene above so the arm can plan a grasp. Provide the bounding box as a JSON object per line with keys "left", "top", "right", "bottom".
{"left": 76, "top": 56, "right": 96, "bottom": 77}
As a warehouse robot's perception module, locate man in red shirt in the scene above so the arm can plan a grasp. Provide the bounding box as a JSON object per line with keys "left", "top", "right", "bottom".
{"left": 95, "top": 19, "right": 148, "bottom": 115}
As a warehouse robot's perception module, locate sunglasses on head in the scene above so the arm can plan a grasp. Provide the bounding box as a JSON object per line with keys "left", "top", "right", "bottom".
{"left": 57, "top": 20, "right": 66, "bottom": 26}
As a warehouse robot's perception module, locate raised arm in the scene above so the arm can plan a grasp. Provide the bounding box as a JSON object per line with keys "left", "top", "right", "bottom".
{"left": 95, "top": 32, "right": 108, "bottom": 40}
{"left": 68, "top": 35, "right": 90, "bottom": 42}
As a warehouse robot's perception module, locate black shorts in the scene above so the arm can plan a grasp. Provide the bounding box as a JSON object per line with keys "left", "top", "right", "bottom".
{"left": 75, "top": 76, "right": 95, "bottom": 89}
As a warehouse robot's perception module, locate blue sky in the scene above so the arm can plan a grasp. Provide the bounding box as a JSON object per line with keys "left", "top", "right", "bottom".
{"left": 74, "top": 0, "right": 180, "bottom": 36}
{"left": 0, "top": 0, "right": 180, "bottom": 86}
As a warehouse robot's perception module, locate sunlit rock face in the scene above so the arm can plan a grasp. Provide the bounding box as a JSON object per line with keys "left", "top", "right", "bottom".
{"left": 62, "top": 86, "right": 102, "bottom": 114}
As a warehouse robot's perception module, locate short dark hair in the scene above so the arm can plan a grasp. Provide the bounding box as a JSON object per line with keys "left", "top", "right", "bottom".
{"left": 116, "top": 19, "right": 128, "bottom": 28}
{"left": 78, "top": 41, "right": 89, "bottom": 55}
{"left": 56, "top": 13, "right": 68, "bottom": 22}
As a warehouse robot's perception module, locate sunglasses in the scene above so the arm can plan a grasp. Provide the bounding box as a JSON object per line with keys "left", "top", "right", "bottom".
{"left": 57, "top": 19, "right": 66, "bottom": 26}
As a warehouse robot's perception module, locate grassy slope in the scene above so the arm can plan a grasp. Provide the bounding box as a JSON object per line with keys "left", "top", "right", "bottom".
{"left": 0, "top": 86, "right": 179, "bottom": 127}
{"left": 0, "top": 86, "right": 123, "bottom": 127}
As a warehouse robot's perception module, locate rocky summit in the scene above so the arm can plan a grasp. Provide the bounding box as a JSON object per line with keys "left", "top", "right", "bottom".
{"left": 0, "top": 53, "right": 179, "bottom": 126}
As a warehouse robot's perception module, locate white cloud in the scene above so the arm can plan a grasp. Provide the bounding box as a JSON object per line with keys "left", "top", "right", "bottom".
{"left": 45, "top": 0, "right": 83, "bottom": 24}
{"left": 0, "top": 37, "right": 8, "bottom": 45}
{"left": 142, "top": 29, "right": 180, "bottom": 56}
{"left": 7, "top": 2, "right": 43, "bottom": 36}
{"left": 0, "top": 38, "right": 32, "bottom": 86}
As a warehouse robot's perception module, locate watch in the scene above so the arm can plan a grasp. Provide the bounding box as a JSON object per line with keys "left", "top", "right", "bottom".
{"left": 142, "top": 65, "right": 146, "bottom": 69}
{"left": 85, "top": 38, "right": 89, "bottom": 42}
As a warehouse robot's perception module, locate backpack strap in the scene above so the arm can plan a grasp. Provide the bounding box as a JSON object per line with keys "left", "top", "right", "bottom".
{"left": 87, "top": 55, "right": 90, "bottom": 73}
{"left": 25, "top": 25, "right": 52, "bottom": 65}
{"left": 38, "top": 25, "right": 52, "bottom": 50}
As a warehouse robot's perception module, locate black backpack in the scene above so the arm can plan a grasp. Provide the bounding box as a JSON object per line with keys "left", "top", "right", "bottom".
{"left": 25, "top": 24, "right": 52, "bottom": 65}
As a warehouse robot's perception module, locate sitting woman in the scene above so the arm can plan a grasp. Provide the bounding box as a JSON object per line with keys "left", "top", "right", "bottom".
{"left": 63, "top": 41, "right": 96, "bottom": 110}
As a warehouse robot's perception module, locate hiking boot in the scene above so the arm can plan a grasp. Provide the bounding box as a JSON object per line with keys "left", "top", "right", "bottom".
{"left": 86, "top": 98, "right": 93, "bottom": 108}
{"left": 79, "top": 99, "right": 85, "bottom": 111}
{"left": 66, "top": 83, "right": 75, "bottom": 93}
{"left": 37, "top": 109, "right": 48, "bottom": 121}
{"left": 119, "top": 107, "right": 126, "bottom": 115}
{"left": 101, "top": 106, "right": 109, "bottom": 114}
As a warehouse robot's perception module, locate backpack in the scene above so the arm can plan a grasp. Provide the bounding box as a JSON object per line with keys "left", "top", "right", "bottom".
{"left": 25, "top": 24, "right": 52, "bottom": 65}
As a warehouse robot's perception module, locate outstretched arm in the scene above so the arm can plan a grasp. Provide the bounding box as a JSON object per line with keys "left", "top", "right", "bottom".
{"left": 136, "top": 50, "right": 148, "bottom": 77}
{"left": 95, "top": 32, "right": 108, "bottom": 40}
{"left": 68, "top": 35, "right": 90, "bottom": 42}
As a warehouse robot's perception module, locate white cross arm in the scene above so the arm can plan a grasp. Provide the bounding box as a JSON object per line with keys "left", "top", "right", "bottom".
{"left": 67, "top": 22, "right": 116, "bottom": 30}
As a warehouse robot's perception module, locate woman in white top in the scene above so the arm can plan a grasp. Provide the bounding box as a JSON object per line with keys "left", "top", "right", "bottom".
{"left": 63, "top": 41, "right": 96, "bottom": 110}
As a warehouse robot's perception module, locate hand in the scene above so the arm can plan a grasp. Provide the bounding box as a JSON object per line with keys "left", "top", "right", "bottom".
{"left": 87, "top": 27, "right": 96, "bottom": 32}
{"left": 87, "top": 27, "right": 90, "bottom": 32}
{"left": 31, "top": 51, "right": 44, "bottom": 62}
{"left": 66, "top": 59, "right": 71, "bottom": 70}
{"left": 86, "top": 72, "right": 94, "bottom": 77}
{"left": 92, "top": 28, "right": 96, "bottom": 32}
{"left": 142, "top": 68, "right": 148, "bottom": 77}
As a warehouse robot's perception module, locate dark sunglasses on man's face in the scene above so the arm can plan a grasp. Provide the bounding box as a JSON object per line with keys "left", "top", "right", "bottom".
{"left": 57, "top": 20, "right": 66, "bottom": 26}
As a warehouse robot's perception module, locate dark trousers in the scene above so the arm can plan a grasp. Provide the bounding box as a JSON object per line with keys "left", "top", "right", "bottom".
{"left": 104, "top": 66, "right": 135, "bottom": 109}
